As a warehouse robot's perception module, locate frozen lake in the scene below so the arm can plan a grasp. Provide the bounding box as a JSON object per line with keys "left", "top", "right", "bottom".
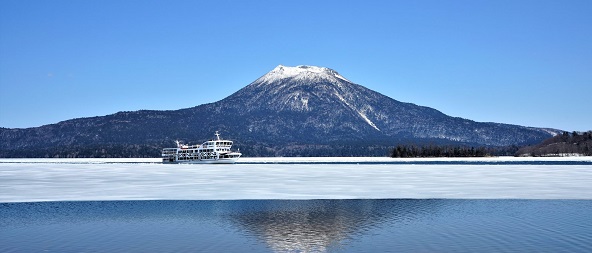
{"left": 1, "top": 157, "right": 591, "bottom": 202}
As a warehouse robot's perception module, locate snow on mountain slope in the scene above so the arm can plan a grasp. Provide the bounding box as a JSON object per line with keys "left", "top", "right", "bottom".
{"left": 222, "top": 65, "right": 386, "bottom": 132}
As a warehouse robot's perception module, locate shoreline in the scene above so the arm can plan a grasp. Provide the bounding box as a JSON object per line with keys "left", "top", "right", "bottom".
{"left": 1, "top": 156, "right": 591, "bottom": 164}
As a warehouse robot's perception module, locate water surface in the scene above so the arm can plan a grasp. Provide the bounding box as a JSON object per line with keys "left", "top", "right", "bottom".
{"left": 2, "top": 199, "right": 591, "bottom": 252}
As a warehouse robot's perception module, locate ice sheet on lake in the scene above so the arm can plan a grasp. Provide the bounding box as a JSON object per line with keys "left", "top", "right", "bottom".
{"left": 1, "top": 158, "right": 591, "bottom": 202}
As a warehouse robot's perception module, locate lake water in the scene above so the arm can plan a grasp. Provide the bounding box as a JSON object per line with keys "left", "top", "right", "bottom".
{"left": 2, "top": 200, "right": 591, "bottom": 252}
{"left": 1, "top": 157, "right": 591, "bottom": 252}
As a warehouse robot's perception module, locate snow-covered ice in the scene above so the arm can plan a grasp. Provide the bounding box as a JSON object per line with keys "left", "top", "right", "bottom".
{"left": 0, "top": 157, "right": 591, "bottom": 202}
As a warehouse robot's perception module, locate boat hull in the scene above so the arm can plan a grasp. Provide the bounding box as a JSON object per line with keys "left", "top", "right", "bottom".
{"left": 162, "top": 157, "right": 240, "bottom": 164}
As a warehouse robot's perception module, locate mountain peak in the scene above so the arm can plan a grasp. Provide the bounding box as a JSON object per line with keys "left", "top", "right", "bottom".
{"left": 256, "top": 65, "right": 350, "bottom": 85}
{"left": 229, "top": 65, "right": 390, "bottom": 131}
{"left": 272, "top": 65, "right": 334, "bottom": 74}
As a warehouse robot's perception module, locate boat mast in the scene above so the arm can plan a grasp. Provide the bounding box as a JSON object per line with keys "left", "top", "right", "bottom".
{"left": 215, "top": 131, "right": 221, "bottom": 140}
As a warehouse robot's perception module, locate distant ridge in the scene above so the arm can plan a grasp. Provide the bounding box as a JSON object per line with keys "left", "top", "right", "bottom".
{"left": 516, "top": 131, "right": 592, "bottom": 156}
{"left": 0, "top": 65, "right": 561, "bottom": 157}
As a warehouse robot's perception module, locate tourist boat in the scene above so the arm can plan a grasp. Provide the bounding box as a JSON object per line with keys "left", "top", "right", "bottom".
{"left": 162, "top": 131, "right": 242, "bottom": 164}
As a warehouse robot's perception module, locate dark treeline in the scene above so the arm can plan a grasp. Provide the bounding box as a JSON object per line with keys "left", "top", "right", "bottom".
{"left": 390, "top": 145, "right": 519, "bottom": 158}
{"left": 0, "top": 144, "right": 162, "bottom": 158}
{"left": 235, "top": 143, "right": 392, "bottom": 157}
{"left": 516, "top": 131, "right": 592, "bottom": 156}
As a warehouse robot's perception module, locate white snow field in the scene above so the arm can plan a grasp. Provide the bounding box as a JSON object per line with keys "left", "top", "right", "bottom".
{"left": 0, "top": 157, "right": 591, "bottom": 202}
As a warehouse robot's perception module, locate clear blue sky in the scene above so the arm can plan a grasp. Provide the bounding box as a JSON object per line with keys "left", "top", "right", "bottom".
{"left": 1, "top": 0, "right": 590, "bottom": 131}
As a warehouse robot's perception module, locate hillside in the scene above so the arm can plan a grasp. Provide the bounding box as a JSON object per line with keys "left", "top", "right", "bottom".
{"left": 516, "top": 131, "right": 592, "bottom": 156}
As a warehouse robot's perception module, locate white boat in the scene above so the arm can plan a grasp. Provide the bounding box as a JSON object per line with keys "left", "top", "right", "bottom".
{"left": 162, "top": 131, "right": 242, "bottom": 164}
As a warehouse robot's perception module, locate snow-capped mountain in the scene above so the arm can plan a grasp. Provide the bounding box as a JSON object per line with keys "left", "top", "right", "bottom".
{"left": 221, "top": 65, "right": 386, "bottom": 133}
{"left": 0, "top": 65, "right": 560, "bottom": 157}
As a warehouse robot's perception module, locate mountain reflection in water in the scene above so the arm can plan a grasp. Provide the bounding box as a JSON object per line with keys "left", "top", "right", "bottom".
{"left": 2, "top": 200, "right": 591, "bottom": 252}
{"left": 224, "top": 199, "right": 439, "bottom": 252}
